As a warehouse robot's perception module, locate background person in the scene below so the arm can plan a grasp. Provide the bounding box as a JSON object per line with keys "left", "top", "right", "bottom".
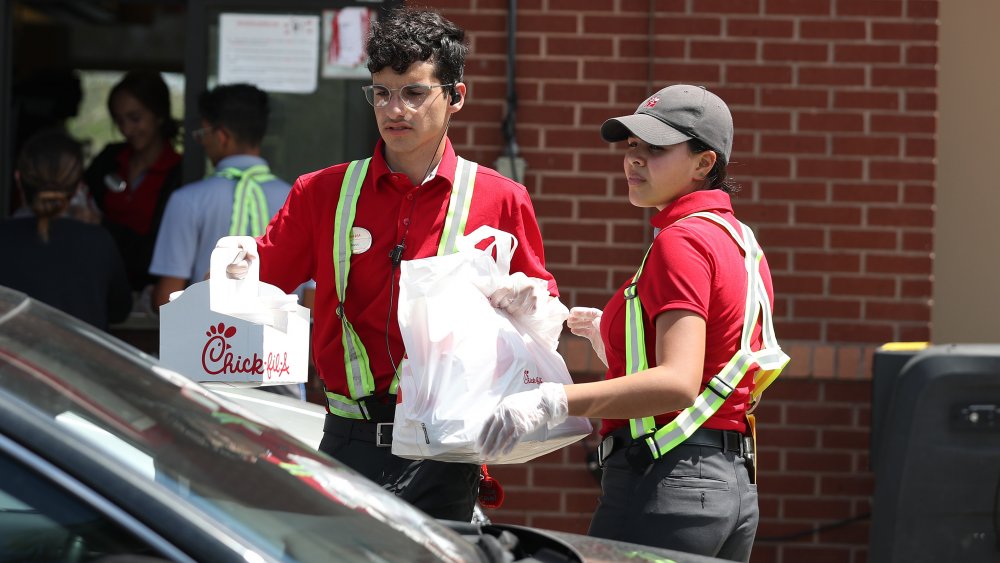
{"left": 218, "top": 7, "right": 556, "bottom": 521}
{"left": 83, "top": 69, "right": 183, "bottom": 296}
{"left": 149, "top": 83, "right": 305, "bottom": 400}
{"left": 478, "top": 85, "right": 788, "bottom": 561}
{"left": 0, "top": 128, "right": 131, "bottom": 330}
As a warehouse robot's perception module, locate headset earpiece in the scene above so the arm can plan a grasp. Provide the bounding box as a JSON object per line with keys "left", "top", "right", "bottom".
{"left": 450, "top": 87, "right": 461, "bottom": 105}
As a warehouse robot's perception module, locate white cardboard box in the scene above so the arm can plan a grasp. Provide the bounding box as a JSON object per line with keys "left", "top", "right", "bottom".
{"left": 159, "top": 242, "right": 310, "bottom": 386}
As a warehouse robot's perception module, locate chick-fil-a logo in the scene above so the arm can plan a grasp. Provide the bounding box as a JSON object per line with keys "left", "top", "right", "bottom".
{"left": 523, "top": 369, "right": 543, "bottom": 385}
{"left": 201, "top": 323, "right": 291, "bottom": 379}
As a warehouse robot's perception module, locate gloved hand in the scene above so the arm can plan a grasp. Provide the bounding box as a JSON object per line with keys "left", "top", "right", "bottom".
{"left": 488, "top": 272, "right": 546, "bottom": 316}
{"left": 215, "top": 236, "right": 258, "bottom": 279}
{"left": 477, "top": 382, "right": 569, "bottom": 460}
{"left": 567, "top": 307, "right": 606, "bottom": 364}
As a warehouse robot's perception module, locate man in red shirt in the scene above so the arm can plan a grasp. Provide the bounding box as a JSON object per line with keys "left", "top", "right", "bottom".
{"left": 222, "top": 7, "right": 556, "bottom": 521}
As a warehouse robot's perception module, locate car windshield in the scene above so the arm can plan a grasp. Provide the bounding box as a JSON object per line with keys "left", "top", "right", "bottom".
{"left": 0, "top": 288, "right": 479, "bottom": 562}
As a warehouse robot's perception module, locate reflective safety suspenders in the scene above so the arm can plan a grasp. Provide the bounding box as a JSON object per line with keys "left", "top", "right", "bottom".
{"left": 626, "top": 212, "right": 790, "bottom": 461}
{"left": 216, "top": 164, "right": 277, "bottom": 237}
{"left": 326, "top": 157, "right": 478, "bottom": 418}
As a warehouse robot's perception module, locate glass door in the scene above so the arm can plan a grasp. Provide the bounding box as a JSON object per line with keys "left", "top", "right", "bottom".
{"left": 182, "top": 0, "right": 399, "bottom": 185}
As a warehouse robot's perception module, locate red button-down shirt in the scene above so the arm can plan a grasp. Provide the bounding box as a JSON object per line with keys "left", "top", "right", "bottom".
{"left": 599, "top": 190, "right": 773, "bottom": 436}
{"left": 258, "top": 139, "right": 557, "bottom": 404}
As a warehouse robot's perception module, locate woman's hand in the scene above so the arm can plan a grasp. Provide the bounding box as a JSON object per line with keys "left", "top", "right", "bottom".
{"left": 567, "top": 307, "right": 607, "bottom": 367}
{"left": 477, "top": 382, "right": 568, "bottom": 460}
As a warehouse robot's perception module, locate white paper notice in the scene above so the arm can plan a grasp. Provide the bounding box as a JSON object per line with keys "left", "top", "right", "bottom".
{"left": 322, "top": 8, "right": 374, "bottom": 79}
{"left": 219, "top": 13, "right": 320, "bottom": 94}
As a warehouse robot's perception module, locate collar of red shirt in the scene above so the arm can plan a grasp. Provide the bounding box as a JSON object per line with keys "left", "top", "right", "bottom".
{"left": 114, "top": 142, "right": 182, "bottom": 176}
{"left": 650, "top": 189, "right": 734, "bottom": 230}
{"left": 368, "top": 137, "right": 460, "bottom": 192}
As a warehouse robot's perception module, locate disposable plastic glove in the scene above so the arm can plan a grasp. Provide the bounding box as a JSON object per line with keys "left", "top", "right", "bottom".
{"left": 567, "top": 307, "right": 607, "bottom": 365}
{"left": 477, "top": 382, "right": 569, "bottom": 460}
{"left": 488, "top": 272, "right": 546, "bottom": 316}
{"left": 215, "top": 236, "right": 258, "bottom": 279}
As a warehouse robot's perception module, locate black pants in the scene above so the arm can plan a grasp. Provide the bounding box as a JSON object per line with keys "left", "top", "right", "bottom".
{"left": 319, "top": 418, "right": 480, "bottom": 522}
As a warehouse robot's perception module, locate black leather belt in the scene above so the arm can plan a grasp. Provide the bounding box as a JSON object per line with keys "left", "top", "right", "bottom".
{"left": 323, "top": 395, "right": 396, "bottom": 447}
{"left": 597, "top": 426, "right": 751, "bottom": 470}
{"left": 324, "top": 415, "right": 394, "bottom": 447}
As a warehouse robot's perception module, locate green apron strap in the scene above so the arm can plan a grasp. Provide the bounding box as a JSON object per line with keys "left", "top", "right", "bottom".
{"left": 438, "top": 157, "right": 477, "bottom": 255}
{"left": 328, "top": 157, "right": 478, "bottom": 416}
{"left": 333, "top": 159, "right": 375, "bottom": 411}
{"left": 624, "top": 212, "right": 790, "bottom": 457}
{"left": 217, "top": 164, "right": 277, "bottom": 237}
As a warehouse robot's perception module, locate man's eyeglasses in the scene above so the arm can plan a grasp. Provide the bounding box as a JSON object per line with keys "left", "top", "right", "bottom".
{"left": 190, "top": 127, "right": 210, "bottom": 142}
{"left": 362, "top": 83, "right": 455, "bottom": 109}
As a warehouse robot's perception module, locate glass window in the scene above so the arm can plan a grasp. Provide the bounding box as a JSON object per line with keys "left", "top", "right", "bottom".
{"left": 203, "top": 8, "right": 379, "bottom": 183}
{"left": 0, "top": 452, "right": 167, "bottom": 561}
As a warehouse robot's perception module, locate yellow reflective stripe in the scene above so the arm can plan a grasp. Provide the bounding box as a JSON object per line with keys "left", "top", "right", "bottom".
{"left": 333, "top": 160, "right": 369, "bottom": 299}
{"left": 751, "top": 350, "right": 790, "bottom": 400}
{"left": 630, "top": 417, "right": 656, "bottom": 439}
{"left": 342, "top": 316, "right": 375, "bottom": 398}
{"left": 325, "top": 391, "right": 365, "bottom": 419}
{"left": 250, "top": 177, "right": 269, "bottom": 236}
{"left": 333, "top": 159, "right": 373, "bottom": 400}
{"left": 625, "top": 245, "right": 656, "bottom": 440}
{"left": 389, "top": 358, "right": 406, "bottom": 395}
{"left": 647, "top": 353, "right": 757, "bottom": 457}
{"left": 648, "top": 388, "right": 729, "bottom": 459}
{"left": 230, "top": 173, "right": 246, "bottom": 236}
{"left": 328, "top": 157, "right": 477, "bottom": 410}
{"left": 626, "top": 212, "right": 790, "bottom": 455}
{"left": 221, "top": 165, "right": 276, "bottom": 237}
{"left": 438, "top": 158, "right": 478, "bottom": 255}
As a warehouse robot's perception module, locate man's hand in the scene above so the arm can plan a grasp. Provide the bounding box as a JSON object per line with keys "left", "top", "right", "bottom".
{"left": 477, "top": 382, "right": 568, "bottom": 460}
{"left": 215, "top": 236, "right": 258, "bottom": 279}
{"left": 488, "top": 272, "right": 546, "bottom": 316}
{"left": 567, "top": 307, "right": 607, "bottom": 366}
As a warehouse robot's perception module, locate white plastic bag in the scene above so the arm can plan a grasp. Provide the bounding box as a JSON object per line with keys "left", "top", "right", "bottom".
{"left": 392, "top": 226, "right": 592, "bottom": 464}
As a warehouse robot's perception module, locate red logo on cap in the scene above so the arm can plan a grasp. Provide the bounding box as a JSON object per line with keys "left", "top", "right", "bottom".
{"left": 645, "top": 96, "right": 660, "bottom": 108}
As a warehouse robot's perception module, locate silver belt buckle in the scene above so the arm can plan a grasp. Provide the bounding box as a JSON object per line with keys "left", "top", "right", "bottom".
{"left": 376, "top": 422, "right": 393, "bottom": 447}
{"left": 598, "top": 435, "right": 616, "bottom": 465}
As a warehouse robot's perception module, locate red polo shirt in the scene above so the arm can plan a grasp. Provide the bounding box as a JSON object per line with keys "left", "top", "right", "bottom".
{"left": 257, "top": 139, "right": 557, "bottom": 404}
{"left": 103, "top": 143, "right": 182, "bottom": 235}
{"left": 599, "top": 190, "right": 773, "bottom": 436}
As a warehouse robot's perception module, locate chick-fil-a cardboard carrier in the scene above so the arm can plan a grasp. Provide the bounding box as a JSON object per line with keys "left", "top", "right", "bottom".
{"left": 159, "top": 241, "right": 310, "bottom": 386}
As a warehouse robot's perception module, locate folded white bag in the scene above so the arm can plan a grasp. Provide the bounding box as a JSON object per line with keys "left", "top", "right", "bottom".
{"left": 392, "top": 226, "right": 592, "bottom": 464}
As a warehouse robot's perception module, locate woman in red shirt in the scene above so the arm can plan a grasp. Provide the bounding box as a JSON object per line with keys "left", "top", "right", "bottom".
{"left": 84, "top": 70, "right": 182, "bottom": 294}
{"left": 479, "top": 85, "right": 787, "bottom": 561}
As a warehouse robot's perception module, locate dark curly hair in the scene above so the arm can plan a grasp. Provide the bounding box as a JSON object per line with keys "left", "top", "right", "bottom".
{"left": 366, "top": 7, "right": 468, "bottom": 87}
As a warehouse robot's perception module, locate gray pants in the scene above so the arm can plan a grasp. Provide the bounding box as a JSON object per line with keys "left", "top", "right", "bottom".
{"left": 588, "top": 437, "right": 758, "bottom": 562}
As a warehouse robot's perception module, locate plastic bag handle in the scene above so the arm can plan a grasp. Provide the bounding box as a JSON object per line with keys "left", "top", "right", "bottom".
{"left": 456, "top": 225, "right": 518, "bottom": 275}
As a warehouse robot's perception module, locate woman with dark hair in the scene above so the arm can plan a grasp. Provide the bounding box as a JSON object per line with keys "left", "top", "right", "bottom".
{"left": 0, "top": 128, "right": 132, "bottom": 330}
{"left": 478, "top": 85, "right": 789, "bottom": 561}
{"left": 84, "top": 69, "right": 183, "bottom": 294}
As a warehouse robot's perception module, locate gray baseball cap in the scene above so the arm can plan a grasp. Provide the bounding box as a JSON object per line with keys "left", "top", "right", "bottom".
{"left": 600, "top": 84, "right": 733, "bottom": 164}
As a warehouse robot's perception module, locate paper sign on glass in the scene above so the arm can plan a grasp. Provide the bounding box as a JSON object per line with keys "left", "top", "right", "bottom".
{"left": 322, "top": 8, "right": 375, "bottom": 79}
{"left": 219, "top": 13, "right": 320, "bottom": 94}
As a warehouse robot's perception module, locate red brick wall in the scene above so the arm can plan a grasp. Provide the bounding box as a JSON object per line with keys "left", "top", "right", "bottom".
{"left": 444, "top": 0, "right": 937, "bottom": 346}
{"left": 484, "top": 377, "right": 874, "bottom": 563}
{"left": 432, "top": 1, "right": 937, "bottom": 561}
